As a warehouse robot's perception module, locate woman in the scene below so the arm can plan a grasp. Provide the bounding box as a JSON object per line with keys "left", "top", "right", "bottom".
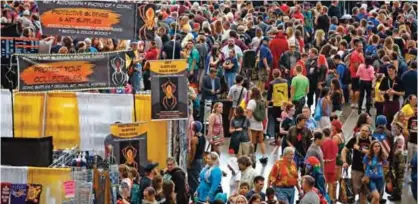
{"left": 196, "top": 152, "right": 223, "bottom": 204}
{"left": 401, "top": 94, "right": 417, "bottom": 119}
{"left": 391, "top": 111, "right": 410, "bottom": 143}
{"left": 353, "top": 113, "right": 373, "bottom": 138}
{"left": 248, "top": 194, "right": 262, "bottom": 204}
{"left": 235, "top": 195, "right": 248, "bottom": 204}
{"left": 374, "top": 74, "right": 385, "bottom": 118}
{"left": 250, "top": 27, "right": 263, "bottom": 51}
{"left": 230, "top": 106, "right": 252, "bottom": 156}
{"left": 313, "top": 29, "right": 326, "bottom": 50}
{"left": 356, "top": 56, "right": 375, "bottom": 115}
{"left": 208, "top": 102, "right": 225, "bottom": 155}
{"left": 363, "top": 141, "right": 388, "bottom": 204}
{"left": 295, "top": 30, "right": 305, "bottom": 53}
{"left": 330, "top": 78, "right": 344, "bottom": 118}
{"left": 162, "top": 180, "right": 176, "bottom": 204}
{"left": 207, "top": 43, "right": 224, "bottom": 78}
{"left": 318, "top": 87, "right": 331, "bottom": 129}
{"left": 152, "top": 175, "right": 164, "bottom": 202}
{"left": 279, "top": 103, "right": 296, "bottom": 151}
{"left": 331, "top": 119, "right": 344, "bottom": 202}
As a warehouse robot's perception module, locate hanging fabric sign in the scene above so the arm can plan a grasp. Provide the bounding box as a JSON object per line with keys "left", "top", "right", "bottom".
{"left": 63, "top": 181, "right": 75, "bottom": 198}
{"left": 38, "top": 1, "right": 137, "bottom": 39}
{"left": 17, "top": 51, "right": 129, "bottom": 91}
{"left": 149, "top": 60, "right": 188, "bottom": 76}
{"left": 137, "top": 4, "right": 156, "bottom": 40}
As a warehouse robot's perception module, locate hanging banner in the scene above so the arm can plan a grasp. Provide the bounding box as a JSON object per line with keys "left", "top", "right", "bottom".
{"left": 151, "top": 75, "right": 188, "bottom": 120}
{"left": 149, "top": 60, "right": 188, "bottom": 76}
{"left": 1, "top": 37, "right": 39, "bottom": 65}
{"left": 38, "top": 1, "right": 136, "bottom": 39}
{"left": 137, "top": 4, "right": 156, "bottom": 40}
{"left": 17, "top": 51, "right": 129, "bottom": 91}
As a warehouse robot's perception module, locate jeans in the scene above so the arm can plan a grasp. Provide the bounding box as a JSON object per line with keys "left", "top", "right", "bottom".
{"left": 131, "top": 71, "right": 143, "bottom": 93}
{"left": 358, "top": 80, "right": 372, "bottom": 113}
{"left": 224, "top": 72, "right": 236, "bottom": 90}
{"left": 273, "top": 187, "right": 295, "bottom": 204}
{"left": 187, "top": 159, "right": 203, "bottom": 196}
{"left": 292, "top": 97, "right": 306, "bottom": 116}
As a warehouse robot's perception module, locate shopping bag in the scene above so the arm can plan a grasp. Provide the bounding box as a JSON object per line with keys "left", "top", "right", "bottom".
{"left": 338, "top": 169, "right": 355, "bottom": 203}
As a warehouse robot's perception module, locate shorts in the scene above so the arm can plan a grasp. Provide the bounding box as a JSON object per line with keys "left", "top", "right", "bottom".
{"left": 368, "top": 177, "right": 385, "bottom": 193}
{"left": 250, "top": 129, "right": 264, "bottom": 144}
{"left": 351, "top": 78, "right": 360, "bottom": 91}
{"left": 351, "top": 170, "right": 369, "bottom": 195}
{"left": 238, "top": 141, "right": 251, "bottom": 156}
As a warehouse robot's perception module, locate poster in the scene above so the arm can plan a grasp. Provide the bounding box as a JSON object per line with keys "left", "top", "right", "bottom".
{"left": 104, "top": 122, "right": 148, "bottom": 173}
{"left": 38, "top": 1, "right": 136, "bottom": 39}
{"left": 17, "top": 51, "right": 129, "bottom": 91}
{"left": 1, "top": 183, "right": 11, "bottom": 204}
{"left": 137, "top": 4, "right": 156, "bottom": 40}
{"left": 63, "top": 181, "right": 75, "bottom": 198}
{"left": 151, "top": 75, "right": 188, "bottom": 120}
{"left": 25, "top": 184, "right": 42, "bottom": 204}
{"left": 1, "top": 37, "right": 39, "bottom": 65}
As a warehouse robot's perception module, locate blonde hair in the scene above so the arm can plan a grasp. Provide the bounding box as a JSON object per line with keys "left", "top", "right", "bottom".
{"left": 286, "top": 27, "right": 294, "bottom": 37}
{"left": 212, "top": 102, "right": 223, "bottom": 113}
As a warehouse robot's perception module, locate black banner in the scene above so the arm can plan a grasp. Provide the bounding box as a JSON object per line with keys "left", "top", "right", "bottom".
{"left": 38, "top": 1, "right": 136, "bottom": 39}
{"left": 17, "top": 51, "right": 129, "bottom": 91}
{"left": 1, "top": 37, "right": 39, "bottom": 65}
{"left": 137, "top": 4, "right": 156, "bottom": 40}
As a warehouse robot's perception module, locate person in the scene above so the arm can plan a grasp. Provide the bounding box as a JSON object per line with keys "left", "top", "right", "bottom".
{"left": 349, "top": 40, "right": 365, "bottom": 109}
{"left": 248, "top": 194, "right": 263, "bottom": 204}
{"left": 258, "top": 37, "right": 273, "bottom": 91}
{"left": 230, "top": 106, "right": 251, "bottom": 156}
{"left": 223, "top": 49, "right": 239, "bottom": 90}
{"left": 287, "top": 114, "right": 313, "bottom": 174}
{"left": 207, "top": 102, "right": 224, "bottom": 155}
{"left": 356, "top": 56, "right": 375, "bottom": 114}
{"left": 187, "top": 121, "right": 205, "bottom": 196}
{"left": 306, "top": 131, "right": 324, "bottom": 168}
{"left": 302, "top": 107, "right": 318, "bottom": 132}
{"left": 363, "top": 141, "right": 388, "bottom": 204}
{"left": 237, "top": 156, "right": 258, "bottom": 189}
{"left": 246, "top": 176, "right": 266, "bottom": 201}
{"left": 228, "top": 75, "right": 247, "bottom": 110}
{"left": 152, "top": 175, "right": 164, "bottom": 202}
{"left": 234, "top": 195, "right": 248, "bottom": 204}
{"left": 373, "top": 115, "right": 392, "bottom": 158}
{"left": 163, "top": 157, "right": 188, "bottom": 204}
{"left": 408, "top": 106, "right": 417, "bottom": 162}
{"left": 305, "top": 156, "right": 329, "bottom": 203}
{"left": 206, "top": 43, "right": 224, "bottom": 78}
{"left": 246, "top": 87, "right": 268, "bottom": 164}
{"left": 139, "top": 163, "right": 159, "bottom": 203}
{"left": 330, "top": 78, "right": 344, "bottom": 118}
{"left": 267, "top": 69, "right": 288, "bottom": 144}
{"left": 268, "top": 147, "right": 301, "bottom": 204}
{"left": 196, "top": 152, "right": 222, "bottom": 204}
{"left": 280, "top": 43, "right": 301, "bottom": 80}
{"left": 201, "top": 68, "right": 221, "bottom": 102}
{"left": 401, "top": 94, "right": 417, "bottom": 119}
{"left": 331, "top": 120, "right": 344, "bottom": 202}
{"left": 227, "top": 156, "right": 241, "bottom": 195}
{"left": 279, "top": 103, "right": 296, "bottom": 150}
{"left": 183, "top": 40, "right": 200, "bottom": 83}
{"left": 127, "top": 41, "right": 145, "bottom": 93}
{"left": 388, "top": 122, "right": 406, "bottom": 202}
{"left": 269, "top": 26, "right": 289, "bottom": 71}
{"left": 374, "top": 74, "right": 385, "bottom": 118}
{"left": 318, "top": 87, "right": 331, "bottom": 129}
{"left": 401, "top": 61, "right": 417, "bottom": 99}
{"left": 143, "top": 187, "right": 158, "bottom": 204}
{"left": 161, "top": 180, "right": 176, "bottom": 204}
{"left": 342, "top": 124, "right": 375, "bottom": 204}
{"left": 290, "top": 65, "right": 309, "bottom": 115}
{"left": 333, "top": 54, "right": 350, "bottom": 103}
{"left": 265, "top": 187, "right": 278, "bottom": 204}
{"left": 411, "top": 154, "right": 417, "bottom": 201}
{"left": 299, "top": 175, "right": 320, "bottom": 204}
{"left": 379, "top": 65, "right": 405, "bottom": 128}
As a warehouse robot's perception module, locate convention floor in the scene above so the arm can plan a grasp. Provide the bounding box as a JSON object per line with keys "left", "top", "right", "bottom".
{"left": 217, "top": 106, "right": 415, "bottom": 204}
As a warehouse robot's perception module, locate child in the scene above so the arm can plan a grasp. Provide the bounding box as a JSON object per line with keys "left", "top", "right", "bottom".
{"left": 228, "top": 182, "right": 250, "bottom": 203}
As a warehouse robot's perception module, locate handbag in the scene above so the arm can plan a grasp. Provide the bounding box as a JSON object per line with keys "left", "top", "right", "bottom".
{"left": 211, "top": 115, "right": 225, "bottom": 146}
{"left": 338, "top": 169, "right": 355, "bottom": 203}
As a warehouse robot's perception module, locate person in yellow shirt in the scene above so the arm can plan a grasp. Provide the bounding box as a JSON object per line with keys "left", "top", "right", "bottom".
{"left": 374, "top": 74, "right": 385, "bottom": 118}
{"left": 401, "top": 95, "right": 417, "bottom": 119}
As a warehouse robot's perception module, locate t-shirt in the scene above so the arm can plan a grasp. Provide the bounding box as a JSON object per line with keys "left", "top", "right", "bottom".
{"left": 224, "top": 57, "right": 239, "bottom": 73}
{"left": 259, "top": 44, "right": 273, "bottom": 69}
{"left": 402, "top": 104, "right": 415, "bottom": 119}
{"left": 247, "top": 99, "right": 264, "bottom": 131}
{"left": 230, "top": 117, "right": 251, "bottom": 143}
{"left": 363, "top": 155, "right": 387, "bottom": 179}
{"left": 268, "top": 78, "right": 288, "bottom": 107}
{"left": 306, "top": 143, "right": 324, "bottom": 168}
{"left": 345, "top": 136, "right": 375, "bottom": 171}
{"left": 299, "top": 191, "right": 320, "bottom": 204}
{"left": 349, "top": 50, "right": 365, "bottom": 79}
{"left": 228, "top": 85, "right": 247, "bottom": 107}
{"left": 291, "top": 75, "right": 309, "bottom": 101}
{"left": 401, "top": 70, "right": 418, "bottom": 98}
{"left": 379, "top": 76, "right": 404, "bottom": 102}
{"left": 246, "top": 190, "right": 266, "bottom": 201}
{"left": 408, "top": 115, "right": 417, "bottom": 144}
{"left": 281, "top": 117, "right": 295, "bottom": 133}
{"left": 188, "top": 48, "right": 200, "bottom": 71}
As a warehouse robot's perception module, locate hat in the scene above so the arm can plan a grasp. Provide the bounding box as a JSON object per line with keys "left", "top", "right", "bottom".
{"left": 144, "top": 162, "right": 159, "bottom": 172}
{"left": 376, "top": 115, "right": 388, "bottom": 126}
{"left": 23, "top": 10, "right": 30, "bottom": 16}
{"left": 305, "top": 156, "right": 320, "bottom": 166}
{"left": 331, "top": 120, "right": 343, "bottom": 131}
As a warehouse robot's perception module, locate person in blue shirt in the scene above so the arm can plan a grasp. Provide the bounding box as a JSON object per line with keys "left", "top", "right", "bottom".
{"left": 196, "top": 152, "right": 222, "bottom": 203}
{"left": 363, "top": 141, "right": 388, "bottom": 204}
{"left": 302, "top": 107, "right": 318, "bottom": 131}
{"left": 223, "top": 49, "right": 239, "bottom": 90}
{"left": 401, "top": 61, "right": 417, "bottom": 99}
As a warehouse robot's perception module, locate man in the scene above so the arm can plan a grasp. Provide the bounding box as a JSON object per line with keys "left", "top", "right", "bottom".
{"left": 286, "top": 114, "right": 313, "bottom": 175}
{"left": 302, "top": 107, "right": 318, "bottom": 131}
{"left": 187, "top": 121, "right": 205, "bottom": 196}
{"left": 195, "top": 35, "right": 209, "bottom": 83}
{"left": 267, "top": 69, "right": 288, "bottom": 144}
{"left": 333, "top": 54, "right": 350, "bottom": 102}
{"left": 228, "top": 74, "right": 247, "bottom": 108}
{"left": 268, "top": 147, "right": 301, "bottom": 204}
{"left": 291, "top": 53, "right": 308, "bottom": 77}
{"left": 306, "top": 131, "right": 324, "bottom": 168}
{"left": 402, "top": 61, "right": 417, "bottom": 99}
{"left": 279, "top": 43, "right": 301, "bottom": 80}
{"left": 221, "top": 38, "right": 243, "bottom": 70}
{"left": 328, "top": 1, "right": 342, "bottom": 19}
{"left": 349, "top": 40, "right": 365, "bottom": 109}
{"left": 161, "top": 35, "right": 181, "bottom": 60}
{"left": 246, "top": 176, "right": 266, "bottom": 201}
{"left": 237, "top": 156, "right": 258, "bottom": 189}
{"left": 299, "top": 175, "right": 320, "bottom": 204}
{"left": 201, "top": 68, "right": 221, "bottom": 102}
{"left": 138, "top": 162, "right": 159, "bottom": 203}
{"left": 84, "top": 38, "right": 98, "bottom": 53}
{"left": 142, "top": 187, "right": 158, "bottom": 204}
{"left": 269, "top": 26, "right": 289, "bottom": 71}
{"left": 163, "top": 157, "right": 188, "bottom": 204}
{"left": 379, "top": 65, "right": 405, "bottom": 127}
{"left": 291, "top": 65, "right": 309, "bottom": 116}
{"left": 306, "top": 48, "right": 326, "bottom": 109}
{"left": 342, "top": 124, "right": 375, "bottom": 204}
{"left": 184, "top": 40, "right": 200, "bottom": 83}
{"left": 237, "top": 25, "right": 252, "bottom": 46}
{"left": 259, "top": 37, "right": 273, "bottom": 93}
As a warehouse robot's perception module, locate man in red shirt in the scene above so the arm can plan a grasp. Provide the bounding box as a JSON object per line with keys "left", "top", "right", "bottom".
{"left": 349, "top": 40, "right": 364, "bottom": 109}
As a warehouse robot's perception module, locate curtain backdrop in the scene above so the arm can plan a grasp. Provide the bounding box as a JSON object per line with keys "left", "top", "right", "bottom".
{"left": 1, "top": 89, "right": 13, "bottom": 137}
{"left": 13, "top": 92, "right": 46, "bottom": 138}
{"left": 0, "top": 166, "right": 28, "bottom": 183}
{"left": 45, "top": 92, "right": 80, "bottom": 149}
{"left": 77, "top": 93, "right": 134, "bottom": 152}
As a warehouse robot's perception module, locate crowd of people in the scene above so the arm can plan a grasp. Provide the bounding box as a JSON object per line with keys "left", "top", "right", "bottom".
{"left": 2, "top": 0, "right": 418, "bottom": 204}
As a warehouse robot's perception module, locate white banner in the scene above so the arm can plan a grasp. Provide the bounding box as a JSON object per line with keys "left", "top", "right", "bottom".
{"left": 1, "top": 89, "right": 13, "bottom": 137}
{"left": 76, "top": 93, "right": 134, "bottom": 152}
{"left": 0, "top": 166, "right": 28, "bottom": 183}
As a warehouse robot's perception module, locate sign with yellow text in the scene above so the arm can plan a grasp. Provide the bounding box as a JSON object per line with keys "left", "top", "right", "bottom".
{"left": 38, "top": 1, "right": 136, "bottom": 39}
{"left": 149, "top": 60, "right": 188, "bottom": 75}
{"left": 110, "top": 122, "right": 147, "bottom": 138}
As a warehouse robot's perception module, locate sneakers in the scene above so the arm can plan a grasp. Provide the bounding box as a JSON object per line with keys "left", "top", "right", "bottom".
{"left": 259, "top": 157, "right": 268, "bottom": 165}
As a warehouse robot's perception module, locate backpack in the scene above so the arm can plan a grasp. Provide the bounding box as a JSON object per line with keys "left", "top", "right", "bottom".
{"left": 253, "top": 100, "right": 267, "bottom": 122}
{"left": 365, "top": 45, "right": 378, "bottom": 59}
{"left": 313, "top": 98, "right": 323, "bottom": 121}
{"left": 340, "top": 64, "right": 351, "bottom": 85}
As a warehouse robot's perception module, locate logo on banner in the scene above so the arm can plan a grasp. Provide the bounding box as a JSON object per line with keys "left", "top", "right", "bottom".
{"left": 161, "top": 79, "right": 177, "bottom": 110}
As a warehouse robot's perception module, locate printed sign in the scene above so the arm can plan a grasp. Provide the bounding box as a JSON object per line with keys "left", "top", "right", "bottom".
{"left": 63, "top": 181, "right": 75, "bottom": 198}
{"left": 151, "top": 75, "right": 188, "bottom": 120}
{"left": 17, "top": 51, "right": 129, "bottom": 91}
{"left": 149, "top": 60, "right": 188, "bottom": 75}
{"left": 1, "top": 183, "right": 11, "bottom": 204}
{"left": 38, "top": 1, "right": 136, "bottom": 39}
{"left": 1, "top": 37, "right": 39, "bottom": 65}
{"left": 137, "top": 4, "right": 156, "bottom": 40}
{"left": 110, "top": 122, "right": 147, "bottom": 138}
